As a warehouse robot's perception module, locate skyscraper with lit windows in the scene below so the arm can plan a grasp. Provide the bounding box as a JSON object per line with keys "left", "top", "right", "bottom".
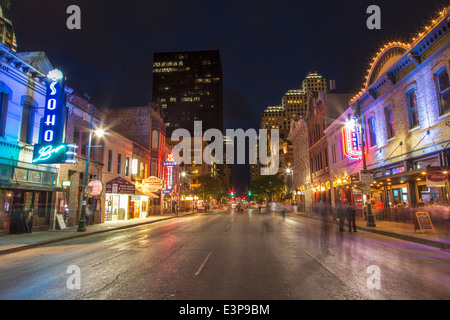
{"left": 152, "top": 50, "right": 223, "bottom": 138}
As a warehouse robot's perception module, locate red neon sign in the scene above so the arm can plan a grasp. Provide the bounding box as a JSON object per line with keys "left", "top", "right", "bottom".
{"left": 342, "top": 117, "right": 362, "bottom": 160}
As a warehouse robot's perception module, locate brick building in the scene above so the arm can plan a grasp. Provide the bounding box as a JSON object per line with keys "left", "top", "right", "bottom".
{"left": 326, "top": 7, "right": 450, "bottom": 224}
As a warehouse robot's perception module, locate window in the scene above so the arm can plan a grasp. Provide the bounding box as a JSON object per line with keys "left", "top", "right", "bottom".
{"left": 384, "top": 105, "right": 395, "bottom": 139}
{"left": 139, "top": 162, "right": 144, "bottom": 179}
{"left": 151, "top": 160, "right": 158, "bottom": 177}
{"left": 117, "top": 153, "right": 122, "bottom": 174}
{"left": 152, "top": 130, "right": 159, "bottom": 150}
{"left": 125, "top": 157, "right": 130, "bottom": 176}
{"left": 73, "top": 127, "right": 93, "bottom": 158}
{"left": 367, "top": 115, "right": 377, "bottom": 147}
{"left": 331, "top": 144, "right": 337, "bottom": 164}
{"left": 0, "top": 92, "right": 8, "bottom": 137}
{"left": 20, "top": 103, "right": 35, "bottom": 144}
{"left": 324, "top": 147, "right": 329, "bottom": 168}
{"left": 107, "top": 150, "right": 113, "bottom": 172}
{"left": 406, "top": 89, "right": 419, "bottom": 128}
{"left": 435, "top": 67, "right": 450, "bottom": 115}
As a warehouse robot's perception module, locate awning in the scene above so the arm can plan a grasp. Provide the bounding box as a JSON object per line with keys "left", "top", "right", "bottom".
{"left": 0, "top": 181, "right": 66, "bottom": 192}
{"left": 135, "top": 189, "right": 160, "bottom": 199}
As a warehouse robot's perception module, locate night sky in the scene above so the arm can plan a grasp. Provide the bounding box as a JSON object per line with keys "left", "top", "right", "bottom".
{"left": 6, "top": 0, "right": 448, "bottom": 188}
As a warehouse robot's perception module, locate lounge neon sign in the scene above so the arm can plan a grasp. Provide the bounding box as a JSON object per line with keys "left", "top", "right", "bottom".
{"left": 32, "top": 143, "right": 77, "bottom": 164}
{"left": 342, "top": 117, "right": 362, "bottom": 160}
{"left": 163, "top": 153, "right": 177, "bottom": 194}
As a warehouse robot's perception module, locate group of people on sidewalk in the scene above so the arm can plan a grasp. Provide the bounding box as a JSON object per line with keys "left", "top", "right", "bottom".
{"left": 337, "top": 199, "right": 357, "bottom": 232}
{"left": 318, "top": 199, "right": 357, "bottom": 233}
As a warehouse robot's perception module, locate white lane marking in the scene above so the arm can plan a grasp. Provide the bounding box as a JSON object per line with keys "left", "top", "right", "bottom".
{"left": 195, "top": 251, "right": 214, "bottom": 277}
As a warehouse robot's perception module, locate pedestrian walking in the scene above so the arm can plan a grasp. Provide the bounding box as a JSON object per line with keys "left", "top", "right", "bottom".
{"left": 338, "top": 200, "right": 346, "bottom": 232}
{"left": 346, "top": 201, "right": 357, "bottom": 232}
{"left": 318, "top": 199, "right": 331, "bottom": 254}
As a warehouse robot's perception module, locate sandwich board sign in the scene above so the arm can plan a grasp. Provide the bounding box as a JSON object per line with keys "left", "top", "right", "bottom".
{"left": 414, "top": 212, "right": 435, "bottom": 234}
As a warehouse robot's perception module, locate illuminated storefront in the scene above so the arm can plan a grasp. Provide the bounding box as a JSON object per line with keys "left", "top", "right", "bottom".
{"left": 0, "top": 48, "right": 69, "bottom": 235}
{"left": 105, "top": 177, "right": 135, "bottom": 221}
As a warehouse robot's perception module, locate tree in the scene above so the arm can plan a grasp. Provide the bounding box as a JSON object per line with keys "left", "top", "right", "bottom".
{"left": 197, "top": 174, "right": 225, "bottom": 202}
{"left": 1, "top": 1, "right": 11, "bottom": 10}
{"left": 251, "top": 175, "right": 286, "bottom": 202}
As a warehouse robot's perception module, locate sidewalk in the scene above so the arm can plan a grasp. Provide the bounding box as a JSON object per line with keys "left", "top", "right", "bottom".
{"left": 0, "top": 211, "right": 195, "bottom": 256}
{"left": 294, "top": 211, "right": 450, "bottom": 251}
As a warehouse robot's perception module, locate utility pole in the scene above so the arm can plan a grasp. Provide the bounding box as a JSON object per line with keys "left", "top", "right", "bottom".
{"left": 356, "top": 99, "right": 376, "bottom": 227}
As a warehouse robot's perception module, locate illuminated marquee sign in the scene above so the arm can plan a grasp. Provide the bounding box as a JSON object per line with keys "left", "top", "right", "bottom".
{"left": 163, "top": 153, "right": 177, "bottom": 194}
{"left": 342, "top": 117, "right": 362, "bottom": 160}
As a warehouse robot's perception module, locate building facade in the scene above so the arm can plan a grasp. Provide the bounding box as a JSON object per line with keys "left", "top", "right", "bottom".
{"left": 0, "top": 46, "right": 65, "bottom": 235}
{"left": 326, "top": 7, "right": 450, "bottom": 225}
{"left": 61, "top": 92, "right": 105, "bottom": 227}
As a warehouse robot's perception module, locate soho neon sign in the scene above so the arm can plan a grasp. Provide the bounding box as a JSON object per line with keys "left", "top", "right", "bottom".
{"left": 342, "top": 117, "right": 362, "bottom": 160}
{"left": 41, "top": 69, "right": 66, "bottom": 144}
{"left": 32, "top": 69, "right": 75, "bottom": 164}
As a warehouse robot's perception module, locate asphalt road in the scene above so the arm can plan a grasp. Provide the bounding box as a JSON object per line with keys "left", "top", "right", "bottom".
{"left": 0, "top": 210, "right": 449, "bottom": 300}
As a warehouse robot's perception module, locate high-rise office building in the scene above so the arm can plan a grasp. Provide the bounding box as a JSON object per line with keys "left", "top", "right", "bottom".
{"left": 0, "top": 5, "right": 17, "bottom": 52}
{"left": 252, "top": 72, "right": 327, "bottom": 184}
{"left": 152, "top": 50, "right": 223, "bottom": 138}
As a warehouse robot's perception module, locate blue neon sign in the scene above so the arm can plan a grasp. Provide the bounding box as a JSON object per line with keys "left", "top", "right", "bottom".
{"left": 39, "top": 69, "right": 66, "bottom": 145}
{"left": 32, "top": 143, "right": 77, "bottom": 164}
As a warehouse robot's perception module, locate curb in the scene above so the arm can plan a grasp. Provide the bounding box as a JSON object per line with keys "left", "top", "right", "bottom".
{"left": 0, "top": 213, "right": 196, "bottom": 256}
{"left": 295, "top": 213, "right": 449, "bottom": 251}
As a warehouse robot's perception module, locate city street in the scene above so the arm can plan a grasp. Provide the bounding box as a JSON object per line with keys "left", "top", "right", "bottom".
{"left": 0, "top": 210, "right": 448, "bottom": 300}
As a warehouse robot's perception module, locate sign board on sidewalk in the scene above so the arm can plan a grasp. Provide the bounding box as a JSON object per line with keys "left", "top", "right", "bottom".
{"left": 414, "top": 212, "right": 435, "bottom": 234}
{"left": 56, "top": 214, "right": 67, "bottom": 230}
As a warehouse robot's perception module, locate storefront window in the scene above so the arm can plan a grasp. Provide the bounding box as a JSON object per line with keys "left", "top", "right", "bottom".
{"left": 29, "top": 170, "right": 41, "bottom": 183}
{"left": 0, "top": 190, "right": 12, "bottom": 233}
{"left": 0, "top": 165, "right": 13, "bottom": 180}
{"left": 42, "top": 172, "right": 53, "bottom": 185}
{"left": 15, "top": 168, "right": 27, "bottom": 181}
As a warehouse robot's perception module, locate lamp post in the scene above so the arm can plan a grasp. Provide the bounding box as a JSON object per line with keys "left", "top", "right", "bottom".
{"left": 177, "top": 171, "right": 186, "bottom": 216}
{"left": 285, "top": 167, "right": 293, "bottom": 201}
{"left": 77, "top": 109, "right": 104, "bottom": 232}
{"left": 355, "top": 100, "right": 376, "bottom": 227}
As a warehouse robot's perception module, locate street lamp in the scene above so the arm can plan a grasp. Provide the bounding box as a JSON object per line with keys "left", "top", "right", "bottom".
{"left": 354, "top": 100, "right": 376, "bottom": 227}
{"left": 77, "top": 109, "right": 104, "bottom": 232}
{"left": 177, "top": 171, "right": 186, "bottom": 215}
